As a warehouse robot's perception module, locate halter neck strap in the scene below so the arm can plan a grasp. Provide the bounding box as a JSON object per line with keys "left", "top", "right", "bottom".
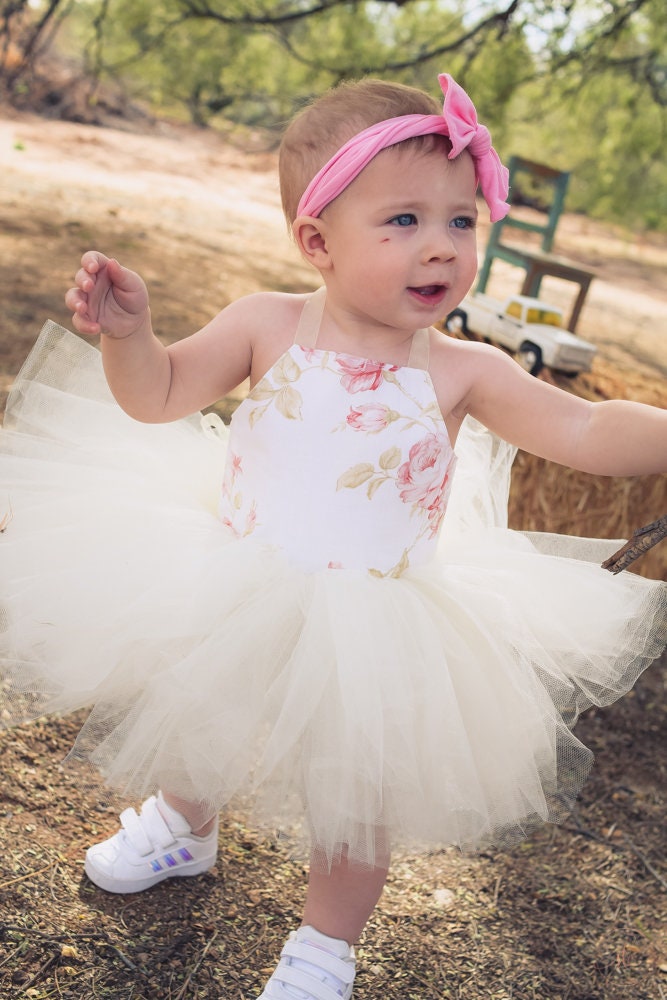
{"left": 407, "top": 327, "right": 430, "bottom": 370}
{"left": 293, "top": 288, "right": 430, "bottom": 371}
{"left": 293, "top": 287, "right": 327, "bottom": 348}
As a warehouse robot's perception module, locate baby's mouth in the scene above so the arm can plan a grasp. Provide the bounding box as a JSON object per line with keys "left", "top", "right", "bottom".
{"left": 408, "top": 284, "right": 447, "bottom": 302}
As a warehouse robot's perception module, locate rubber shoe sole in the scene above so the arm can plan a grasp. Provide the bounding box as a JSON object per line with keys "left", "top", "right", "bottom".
{"left": 84, "top": 842, "right": 218, "bottom": 893}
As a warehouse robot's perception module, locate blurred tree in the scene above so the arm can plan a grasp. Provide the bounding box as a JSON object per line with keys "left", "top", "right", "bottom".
{"left": 5, "top": 0, "right": 662, "bottom": 118}
{"left": 1, "top": 0, "right": 665, "bottom": 229}
{"left": 0, "top": 0, "right": 71, "bottom": 96}
{"left": 508, "top": 0, "right": 667, "bottom": 228}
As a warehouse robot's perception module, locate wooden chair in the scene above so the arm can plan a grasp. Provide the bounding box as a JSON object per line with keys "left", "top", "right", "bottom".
{"left": 476, "top": 156, "right": 595, "bottom": 331}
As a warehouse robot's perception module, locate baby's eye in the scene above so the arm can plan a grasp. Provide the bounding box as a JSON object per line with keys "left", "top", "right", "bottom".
{"left": 389, "top": 213, "right": 417, "bottom": 227}
{"left": 451, "top": 215, "right": 476, "bottom": 231}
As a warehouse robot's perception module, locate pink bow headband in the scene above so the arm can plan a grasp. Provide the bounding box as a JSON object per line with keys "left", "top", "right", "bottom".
{"left": 297, "top": 73, "right": 510, "bottom": 223}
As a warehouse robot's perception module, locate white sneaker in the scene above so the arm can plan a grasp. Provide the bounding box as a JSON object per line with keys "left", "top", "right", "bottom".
{"left": 257, "top": 925, "right": 356, "bottom": 1000}
{"left": 84, "top": 792, "right": 218, "bottom": 894}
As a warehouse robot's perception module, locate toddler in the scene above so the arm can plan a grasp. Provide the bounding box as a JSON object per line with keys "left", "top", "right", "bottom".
{"left": 1, "top": 73, "right": 665, "bottom": 999}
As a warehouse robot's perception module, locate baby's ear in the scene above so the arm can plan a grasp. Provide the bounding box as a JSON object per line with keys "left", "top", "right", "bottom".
{"left": 292, "top": 217, "right": 332, "bottom": 270}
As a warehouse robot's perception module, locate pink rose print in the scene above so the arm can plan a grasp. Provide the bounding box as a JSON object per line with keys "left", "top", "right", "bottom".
{"left": 220, "top": 452, "right": 258, "bottom": 538}
{"left": 221, "top": 501, "right": 257, "bottom": 539}
{"left": 346, "top": 403, "right": 392, "bottom": 433}
{"left": 245, "top": 502, "right": 257, "bottom": 534}
{"left": 222, "top": 451, "right": 242, "bottom": 500}
{"left": 396, "top": 433, "right": 452, "bottom": 536}
{"left": 337, "top": 356, "right": 397, "bottom": 394}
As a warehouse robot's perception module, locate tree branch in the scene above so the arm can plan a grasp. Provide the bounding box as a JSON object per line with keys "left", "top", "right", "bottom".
{"left": 255, "top": 0, "right": 523, "bottom": 79}
{"left": 176, "top": 0, "right": 353, "bottom": 28}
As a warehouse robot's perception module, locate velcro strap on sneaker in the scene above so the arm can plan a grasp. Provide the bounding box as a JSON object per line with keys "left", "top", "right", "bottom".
{"left": 281, "top": 939, "right": 356, "bottom": 985}
{"left": 119, "top": 807, "right": 154, "bottom": 856}
{"left": 272, "top": 965, "right": 348, "bottom": 1000}
{"left": 120, "top": 796, "right": 176, "bottom": 856}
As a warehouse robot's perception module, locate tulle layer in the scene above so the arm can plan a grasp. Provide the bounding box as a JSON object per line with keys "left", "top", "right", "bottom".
{"left": 1, "top": 322, "right": 665, "bottom": 866}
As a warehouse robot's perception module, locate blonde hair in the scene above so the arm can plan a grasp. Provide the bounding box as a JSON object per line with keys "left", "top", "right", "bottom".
{"left": 279, "top": 78, "right": 441, "bottom": 225}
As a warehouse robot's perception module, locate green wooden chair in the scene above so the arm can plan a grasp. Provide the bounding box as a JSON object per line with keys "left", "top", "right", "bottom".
{"left": 476, "top": 156, "right": 595, "bottom": 331}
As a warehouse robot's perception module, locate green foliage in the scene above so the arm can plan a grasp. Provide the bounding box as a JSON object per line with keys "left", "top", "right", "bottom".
{"left": 10, "top": 0, "right": 667, "bottom": 231}
{"left": 507, "top": 0, "right": 667, "bottom": 229}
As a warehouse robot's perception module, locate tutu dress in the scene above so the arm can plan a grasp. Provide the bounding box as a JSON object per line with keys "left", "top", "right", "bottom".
{"left": 1, "top": 288, "right": 665, "bottom": 867}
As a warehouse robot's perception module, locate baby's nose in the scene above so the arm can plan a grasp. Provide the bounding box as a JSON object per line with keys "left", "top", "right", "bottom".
{"left": 421, "top": 227, "right": 457, "bottom": 263}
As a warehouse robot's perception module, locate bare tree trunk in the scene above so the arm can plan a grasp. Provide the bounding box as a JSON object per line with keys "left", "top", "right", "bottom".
{"left": 0, "top": 0, "right": 69, "bottom": 94}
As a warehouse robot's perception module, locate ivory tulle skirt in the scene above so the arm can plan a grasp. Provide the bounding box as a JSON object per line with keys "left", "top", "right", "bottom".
{"left": 1, "top": 322, "right": 665, "bottom": 866}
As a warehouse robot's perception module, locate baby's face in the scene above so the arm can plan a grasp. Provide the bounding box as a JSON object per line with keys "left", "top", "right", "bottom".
{"left": 319, "top": 144, "right": 479, "bottom": 333}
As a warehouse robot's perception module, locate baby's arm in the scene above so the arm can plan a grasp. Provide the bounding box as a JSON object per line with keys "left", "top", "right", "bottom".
{"left": 66, "top": 251, "right": 254, "bottom": 422}
{"left": 448, "top": 342, "right": 667, "bottom": 477}
{"left": 572, "top": 396, "right": 667, "bottom": 475}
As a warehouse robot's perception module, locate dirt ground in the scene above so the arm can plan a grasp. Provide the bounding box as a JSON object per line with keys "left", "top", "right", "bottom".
{"left": 0, "top": 109, "right": 666, "bottom": 1000}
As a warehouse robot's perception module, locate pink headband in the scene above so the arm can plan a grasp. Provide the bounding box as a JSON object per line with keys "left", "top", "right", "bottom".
{"left": 297, "top": 73, "right": 510, "bottom": 223}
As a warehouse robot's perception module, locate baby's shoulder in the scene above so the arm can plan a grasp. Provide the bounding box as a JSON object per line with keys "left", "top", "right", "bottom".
{"left": 428, "top": 324, "right": 509, "bottom": 379}
{"left": 225, "top": 290, "right": 309, "bottom": 331}
{"left": 426, "top": 325, "right": 518, "bottom": 417}
{"left": 429, "top": 324, "right": 495, "bottom": 358}
{"left": 219, "top": 290, "right": 310, "bottom": 350}
{"left": 229, "top": 290, "right": 312, "bottom": 386}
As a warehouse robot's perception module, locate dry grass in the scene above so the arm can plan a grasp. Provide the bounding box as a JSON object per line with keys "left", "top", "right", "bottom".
{"left": 509, "top": 460, "right": 665, "bottom": 580}
{"left": 507, "top": 360, "right": 667, "bottom": 582}
{"left": 431, "top": 332, "right": 667, "bottom": 582}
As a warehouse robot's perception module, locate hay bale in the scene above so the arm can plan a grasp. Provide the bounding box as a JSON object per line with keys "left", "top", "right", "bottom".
{"left": 442, "top": 325, "right": 667, "bottom": 581}
{"left": 518, "top": 357, "right": 667, "bottom": 580}
{"left": 508, "top": 456, "right": 665, "bottom": 580}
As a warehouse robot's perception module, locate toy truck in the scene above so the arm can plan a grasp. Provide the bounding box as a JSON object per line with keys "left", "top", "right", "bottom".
{"left": 445, "top": 293, "right": 597, "bottom": 376}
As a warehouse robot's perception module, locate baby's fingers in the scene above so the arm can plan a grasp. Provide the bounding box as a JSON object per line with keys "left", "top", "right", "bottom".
{"left": 64, "top": 286, "right": 102, "bottom": 335}
{"left": 74, "top": 265, "right": 97, "bottom": 293}
{"left": 80, "top": 250, "right": 110, "bottom": 275}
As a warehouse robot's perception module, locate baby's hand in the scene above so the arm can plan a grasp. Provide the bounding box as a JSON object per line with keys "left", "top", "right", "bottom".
{"left": 65, "top": 251, "right": 150, "bottom": 338}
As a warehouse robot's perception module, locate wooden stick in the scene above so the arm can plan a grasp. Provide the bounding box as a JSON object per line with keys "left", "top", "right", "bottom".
{"left": 601, "top": 515, "right": 667, "bottom": 574}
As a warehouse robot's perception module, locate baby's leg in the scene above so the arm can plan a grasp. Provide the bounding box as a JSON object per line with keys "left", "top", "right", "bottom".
{"left": 257, "top": 839, "right": 389, "bottom": 999}
{"left": 303, "top": 843, "right": 390, "bottom": 943}
{"left": 160, "top": 790, "right": 217, "bottom": 837}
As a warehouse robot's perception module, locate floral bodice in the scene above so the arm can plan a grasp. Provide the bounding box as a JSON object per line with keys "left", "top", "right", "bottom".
{"left": 219, "top": 290, "right": 456, "bottom": 576}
